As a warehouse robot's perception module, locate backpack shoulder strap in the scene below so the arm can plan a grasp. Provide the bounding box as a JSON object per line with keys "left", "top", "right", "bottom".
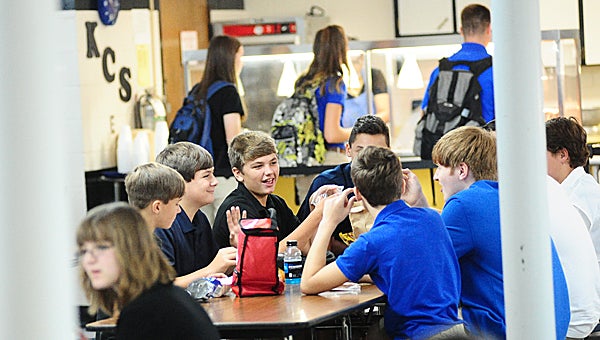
{"left": 469, "top": 56, "right": 493, "bottom": 77}
{"left": 206, "top": 80, "right": 235, "bottom": 100}
{"left": 438, "top": 56, "right": 492, "bottom": 76}
{"left": 438, "top": 57, "right": 453, "bottom": 71}
{"left": 187, "top": 83, "right": 202, "bottom": 102}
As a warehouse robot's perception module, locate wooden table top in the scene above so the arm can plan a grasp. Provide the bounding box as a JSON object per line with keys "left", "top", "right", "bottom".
{"left": 86, "top": 283, "right": 384, "bottom": 336}
{"left": 201, "top": 283, "right": 384, "bottom": 331}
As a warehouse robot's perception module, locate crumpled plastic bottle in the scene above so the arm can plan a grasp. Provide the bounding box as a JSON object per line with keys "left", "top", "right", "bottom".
{"left": 186, "top": 277, "right": 229, "bottom": 301}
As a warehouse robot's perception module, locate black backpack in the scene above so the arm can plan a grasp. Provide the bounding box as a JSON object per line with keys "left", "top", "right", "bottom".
{"left": 414, "top": 57, "right": 492, "bottom": 159}
{"left": 169, "top": 80, "right": 233, "bottom": 156}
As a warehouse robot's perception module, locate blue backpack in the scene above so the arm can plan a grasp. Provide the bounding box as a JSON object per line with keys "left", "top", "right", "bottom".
{"left": 169, "top": 80, "right": 233, "bottom": 155}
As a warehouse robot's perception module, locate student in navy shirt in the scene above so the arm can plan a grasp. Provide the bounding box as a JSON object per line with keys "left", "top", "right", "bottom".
{"left": 155, "top": 142, "right": 236, "bottom": 288}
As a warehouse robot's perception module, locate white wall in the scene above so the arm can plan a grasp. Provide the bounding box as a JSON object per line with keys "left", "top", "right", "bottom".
{"left": 76, "top": 9, "right": 163, "bottom": 171}
{"left": 211, "top": 0, "right": 396, "bottom": 40}
{"left": 211, "top": 0, "right": 579, "bottom": 41}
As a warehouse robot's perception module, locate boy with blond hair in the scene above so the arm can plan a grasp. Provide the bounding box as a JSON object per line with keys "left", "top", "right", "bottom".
{"left": 405, "top": 126, "right": 575, "bottom": 338}
{"left": 213, "top": 131, "right": 324, "bottom": 254}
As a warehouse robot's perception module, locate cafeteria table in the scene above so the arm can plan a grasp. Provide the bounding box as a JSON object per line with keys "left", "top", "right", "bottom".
{"left": 86, "top": 283, "right": 385, "bottom": 339}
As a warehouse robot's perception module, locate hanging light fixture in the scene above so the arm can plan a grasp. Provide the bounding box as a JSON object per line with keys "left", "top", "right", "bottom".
{"left": 277, "top": 60, "right": 298, "bottom": 97}
{"left": 396, "top": 54, "right": 424, "bottom": 89}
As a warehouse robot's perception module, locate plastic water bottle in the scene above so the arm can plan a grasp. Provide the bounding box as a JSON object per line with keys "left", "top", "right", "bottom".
{"left": 284, "top": 240, "right": 302, "bottom": 286}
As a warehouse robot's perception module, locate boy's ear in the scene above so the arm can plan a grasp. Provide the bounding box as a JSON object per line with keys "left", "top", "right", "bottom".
{"left": 559, "top": 148, "right": 570, "bottom": 163}
{"left": 232, "top": 167, "right": 244, "bottom": 182}
{"left": 151, "top": 200, "right": 162, "bottom": 214}
{"left": 354, "top": 187, "right": 363, "bottom": 202}
{"left": 345, "top": 142, "right": 351, "bottom": 157}
{"left": 457, "top": 162, "right": 470, "bottom": 181}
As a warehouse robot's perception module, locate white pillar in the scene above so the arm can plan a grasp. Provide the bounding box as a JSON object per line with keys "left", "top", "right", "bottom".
{"left": 492, "top": 0, "right": 555, "bottom": 338}
{"left": 0, "top": 2, "right": 86, "bottom": 339}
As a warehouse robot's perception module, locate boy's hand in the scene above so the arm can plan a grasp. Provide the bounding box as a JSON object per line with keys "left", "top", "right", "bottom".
{"left": 401, "top": 168, "right": 429, "bottom": 208}
{"left": 209, "top": 247, "right": 237, "bottom": 273}
{"left": 320, "top": 188, "right": 355, "bottom": 231}
{"left": 226, "top": 206, "right": 246, "bottom": 248}
{"left": 309, "top": 184, "right": 344, "bottom": 209}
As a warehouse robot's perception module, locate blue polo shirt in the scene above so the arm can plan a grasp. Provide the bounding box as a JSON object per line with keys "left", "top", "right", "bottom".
{"left": 155, "top": 209, "right": 218, "bottom": 276}
{"left": 336, "top": 200, "right": 463, "bottom": 339}
{"left": 442, "top": 180, "right": 570, "bottom": 339}
{"left": 422, "top": 42, "right": 495, "bottom": 122}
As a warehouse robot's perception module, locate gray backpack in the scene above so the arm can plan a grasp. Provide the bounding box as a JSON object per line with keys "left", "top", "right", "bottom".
{"left": 414, "top": 57, "right": 492, "bottom": 159}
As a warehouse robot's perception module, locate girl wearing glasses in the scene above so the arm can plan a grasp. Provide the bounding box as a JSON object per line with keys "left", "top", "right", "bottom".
{"left": 77, "top": 202, "right": 219, "bottom": 339}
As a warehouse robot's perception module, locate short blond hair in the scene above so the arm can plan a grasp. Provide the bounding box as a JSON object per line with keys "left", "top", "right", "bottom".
{"left": 124, "top": 162, "right": 185, "bottom": 209}
{"left": 432, "top": 126, "right": 497, "bottom": 181}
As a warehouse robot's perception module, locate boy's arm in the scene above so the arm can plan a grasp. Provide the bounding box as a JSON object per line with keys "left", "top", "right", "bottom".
{"left": 173, "top": 247, "right": 237, "bottom": 288}
{"left": 281, "top": 184, "right": 347, "bottom": 254}
{"left": 301, "top": 189, "right": 355, "bottom": 294}
{"left": 279, "top": 204, "right": 322, "bottom": 254}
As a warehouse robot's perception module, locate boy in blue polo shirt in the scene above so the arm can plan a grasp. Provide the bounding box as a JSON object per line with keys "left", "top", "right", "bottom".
{"left": 156, "top": 142, "right": 237, "bottom": 288}
{"left": 301, "top": 146, "right": 466, "bottom": 339}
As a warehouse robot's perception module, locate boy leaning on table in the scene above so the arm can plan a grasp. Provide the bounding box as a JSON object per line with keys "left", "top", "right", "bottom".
{"left": 301, "top": 146, "right": 466, "bottom": 340}
{"left": 155, "top": 142, "right": 237, "bottom": 288}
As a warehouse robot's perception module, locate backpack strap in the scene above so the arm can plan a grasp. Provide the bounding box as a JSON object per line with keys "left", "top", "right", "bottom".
{"left": 468, "top": 56, "right": 493, "bottom": 77}
{"left": 439, "top": 56, "right": 492, "bottom": 77}
{"left": 206, "top": 80, "right": 235, "bottom": 100}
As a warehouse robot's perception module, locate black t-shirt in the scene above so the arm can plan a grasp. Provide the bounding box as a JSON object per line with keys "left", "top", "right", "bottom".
{"left": 213, "top": 182, "right": 301, "bottom": 249}
{"left": 117, "top": 283, "right": 220, "bottom": 340}
{"left": 347, "top": 68, "right": 388, "bottom": 99}
{"left": 208, "top": 85, "right": 245, "bottom": 177}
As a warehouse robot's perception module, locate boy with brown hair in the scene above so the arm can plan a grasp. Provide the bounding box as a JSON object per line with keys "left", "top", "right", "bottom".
{"left": 155, "top": 142, "right": 237, "bottom": 288}
{"left": 124, "top": 162, "right": 185, "bottom": 232}
{"left": 212, "top": 130, "right": 324, "bottom": 253}
{"left": 301, "top": 146, "right": 466, "bottom": 339}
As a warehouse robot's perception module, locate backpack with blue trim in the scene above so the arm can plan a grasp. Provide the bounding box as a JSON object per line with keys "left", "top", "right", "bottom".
{"left": 169, "top": 80, "right": 233, "bottom": 155}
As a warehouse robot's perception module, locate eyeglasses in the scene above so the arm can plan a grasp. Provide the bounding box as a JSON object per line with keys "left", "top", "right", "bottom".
{"left": 78, "top": 243, "right": 114, "bottom": 260}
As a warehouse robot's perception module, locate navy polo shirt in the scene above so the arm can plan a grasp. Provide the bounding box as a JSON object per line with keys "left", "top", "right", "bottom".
{"left": 155, "top": 209, "right": 219, "bottom": 276}
{"left": 297, "top": 162, "right": 354, "bottom": 240}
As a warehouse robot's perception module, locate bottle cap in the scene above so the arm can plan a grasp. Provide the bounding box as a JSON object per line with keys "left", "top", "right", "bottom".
{"left": 286, "top": 240, "right": 298, "bottom": 246}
